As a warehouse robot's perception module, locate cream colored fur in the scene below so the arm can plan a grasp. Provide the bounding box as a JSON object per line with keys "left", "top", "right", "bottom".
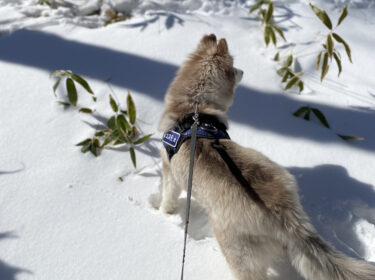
{"left": 157, "top": 34, "right": 375, "bottom": 280}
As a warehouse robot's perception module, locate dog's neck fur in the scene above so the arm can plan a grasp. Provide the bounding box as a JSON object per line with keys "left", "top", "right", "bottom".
{"left": 158, "top": 102, "right": 228, "bottom": 132}
{"left": 159, "top": 34, "right": 236, "bottom": 132}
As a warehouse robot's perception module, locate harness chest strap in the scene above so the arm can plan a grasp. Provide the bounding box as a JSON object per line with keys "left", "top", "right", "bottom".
{"left": 162, "top": 113, "right": 230, "bottom": 160}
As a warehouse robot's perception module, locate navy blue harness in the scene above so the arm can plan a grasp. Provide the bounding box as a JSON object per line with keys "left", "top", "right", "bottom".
{"left": 161, "top": 112, "right": 265, "bottom": 206}
{"left": 162, "top": 113, "right": 230, "bottom": 160}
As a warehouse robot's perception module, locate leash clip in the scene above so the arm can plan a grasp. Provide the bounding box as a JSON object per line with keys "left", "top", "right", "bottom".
{"left": 192, "top": 102, "right": 199, "bottom": 124}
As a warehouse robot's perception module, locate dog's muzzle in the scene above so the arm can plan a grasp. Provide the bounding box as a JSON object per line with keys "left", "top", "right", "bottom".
{"left": 234, "top": 68, "right": 243, "bottom": 85}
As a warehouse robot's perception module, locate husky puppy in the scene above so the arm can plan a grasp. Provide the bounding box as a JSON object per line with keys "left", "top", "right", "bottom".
{"left": 158, "top": 34, "right": 375, "bottom": 280}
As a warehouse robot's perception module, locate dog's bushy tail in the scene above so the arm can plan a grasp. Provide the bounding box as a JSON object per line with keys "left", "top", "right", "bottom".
{"left": 284, "top": 209, "right": 375, "bottom": 280}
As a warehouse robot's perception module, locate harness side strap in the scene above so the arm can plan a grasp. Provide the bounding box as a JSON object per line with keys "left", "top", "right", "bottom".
{"left": 211, "top": 141, "right": 265, "bottom": 206}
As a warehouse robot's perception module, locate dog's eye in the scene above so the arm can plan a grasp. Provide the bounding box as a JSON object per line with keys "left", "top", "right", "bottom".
{"left": 225, "top": 68, "right": 235, "bottom": 80}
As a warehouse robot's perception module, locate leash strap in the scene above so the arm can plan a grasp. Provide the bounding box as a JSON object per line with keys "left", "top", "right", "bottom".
{"left": 211, "top": 141, "right": 265, "bottom": 206}
{"left": 180, "top": 106, "right": 199, "bottom": 280}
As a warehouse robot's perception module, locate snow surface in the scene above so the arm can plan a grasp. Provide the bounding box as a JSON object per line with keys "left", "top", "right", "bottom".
{"left": 0, "top": 0, "right": 375, "bottom": 279}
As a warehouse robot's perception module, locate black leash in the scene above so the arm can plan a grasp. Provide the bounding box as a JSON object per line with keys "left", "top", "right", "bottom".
{"left": 180, "top": 104, "right": 199, "bottom": 280}
{"left": 211, "top": 140, "right": 265, "bottom": 206}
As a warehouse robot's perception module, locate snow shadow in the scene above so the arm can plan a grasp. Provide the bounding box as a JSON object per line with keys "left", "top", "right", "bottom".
{"left": 0, "top": 30, "right": 374, "bottom": 151}
{"left": 229, "top": 86, "right": 375, "bottom": 152}
{"left": 0, "top": 163, "right": 25, "bottom": 176}
{"left": 289, "top": 164, "right": 375, "bottom": 260}
{"left": 0, "top": 232, "right": 31, "bottom": 280}
{"left": 175, "top": 197, "right": 213, "bottom": 240}
{"left": 148, "top": 192, "right": 212, "bottom": 240}
{"left": 122, "top": 12, "right": 184, "bottom": 31}
{"left": 0, "top": 29, "right": 175, "bottom": 101}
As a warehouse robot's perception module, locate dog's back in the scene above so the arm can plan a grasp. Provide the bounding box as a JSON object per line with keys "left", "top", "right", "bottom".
{"left": 170, "top": 139, "right": 375, "bottom": 280}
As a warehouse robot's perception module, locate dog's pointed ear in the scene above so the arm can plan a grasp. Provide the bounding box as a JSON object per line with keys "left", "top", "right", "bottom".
{"left": 217, "top": 39, "right": 228, "bottom": 55}
{"left": 198, "top": 34, "right": 217, "bottom": 50}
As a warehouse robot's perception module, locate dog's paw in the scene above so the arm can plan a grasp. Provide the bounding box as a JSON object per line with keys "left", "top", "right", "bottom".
{"left": 148, "top": 193, "right": 161, "bottom": 210}
{"left": 160, "top": 202, "right": 178, "bottom": 214}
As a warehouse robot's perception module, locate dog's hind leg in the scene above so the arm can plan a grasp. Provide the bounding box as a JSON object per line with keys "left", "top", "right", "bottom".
{"left": 215, "top": 233, "right": 279, "bottom": 280}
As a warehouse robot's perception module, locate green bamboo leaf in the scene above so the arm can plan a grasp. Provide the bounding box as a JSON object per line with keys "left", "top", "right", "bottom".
{"left": 337, "top": 134, "right": 364, "bottom": 141}
{"left": 127, "top": 92, "right": 136, "bottom": 124}
{"left": 298, "top": 81, "right": 304, "bottom": 93}
{"left": 66, "top": 78, "right": 77, "bottom": 107}
{"left": 107, "top": 116, "right": 116, "bottom": 130}
{"left": 50, "top": 70, "right": 70, "bottom": 78}
{"left": 309, "top": 3, "right": 333, "bottom": 30}
{"left": 95, "top": 129, "right": 111, "bottom": 137}
{"left": 57, "top": 101, "right": 70, "bottom": 107}
{"left": 109, "top": 94, "right": 118, "bottom": 113}
{"left": 273, "top": 52, "right": 280, "bottom": 61}
{"left": 50, "top": 70, "right": 60, "bottom": 78}
{"left": 92, "top": 96, "right": 97, "bottom": 102}
{"left": 264, "top": 25, "right": 271, "bottom": 46}
{"left": 70, "top": 74, "right": 93, "bottom": 94}
{"left": 332, "top": 33, "right": 352, "bottom": 63}
{"left": 285, "top": 54, "right": 293, "bottom": 67}
{"left": 265, "top": 2, "right": 273, "bottom": 23}
{"left": 311, "top": 108, "right": 330, "bottom": 128}
{"left": 95, "top": 131, "right": 105, "bottom": 137}
{"left": 269, "top": 27, "right": 277, "bottom": 46}
{"left": 76, "top": 138, "right": 91, "bottom": 146}
{"left": 321, "top": 52, "right": 329, "bottom": 82}
{"left": 118, "top": 133, "right": 131, "bottom": 144}
{"left": 133, "top": 134, "right": 153, "bottom": 145}
{"left": 53, "top": 77, "right": 62, "bottom": 95}
{"left": 277, "top": 67, "right": 287, "bottom": 76}
{"left": 79, "top": 108, "right": 93, "bottom": 114}
{"left": 38, "top": 0, "right": 52, "bottom": 6}
{"left": 260, "top": 9, "right": 266, "bottom": 20}
{"left": 93, "top": 138, "right": 100, "bottom": 148}
{"left": 249, "top": 0, "right": 264, "bottom": 13}
{"left": 322, "top": 43, "right": 327, "bottom": 50}
{"left": 81, "top": 143, "right": 91, "bottom": 153}
{"left": 316, "top": 51, "right": 323, "bottom": 70}
{"left": 129, "top": 147, "right": 136, "bottom": 168}
{"left": 281, "top": 71, "right": 290, "bottom": 83}
{"left": 333, "top": 52, "right": 342, "bottom": 76}
{"left": 102, "top": 130, "right": 118, "bottom": 147}
{"left": 285, "top": 76, "right": 299, "bottom": 90}
{"left": 304, "top": 109, "right": 311, "bottom": 120}
{"left": 113, "top": 139, "right": 126, "bottom": 145}
{"left": 337, "top": 5, "right": 348, "bottom": 27}
{"left": 293, "top": 106, "right": 309, "bottom": 117}
{"left": 326, "top": 34, "right": 334, "bottom": 58}
{"left": 116, "top": 114, "right": 131, "bottom": 136}
{"left": 321, "top": 64, "right": 330, "bottom": 82}
{"left": 90, "top": 143, "right": 98, "bottom": 157}
{"left": 271, "top": 25, "right": 286, "bottom": 41}
{"left": 129, "top": 126, "right": 138, "bottom": 139}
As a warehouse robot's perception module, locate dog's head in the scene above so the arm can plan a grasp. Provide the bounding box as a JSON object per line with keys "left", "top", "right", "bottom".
{"left": 159, "top": 34, "right": 243, "bottom": 131}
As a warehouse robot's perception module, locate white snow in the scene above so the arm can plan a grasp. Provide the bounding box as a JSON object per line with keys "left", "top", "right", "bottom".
{"left": 0, "top": 0, "right": 375, "bottom": 279}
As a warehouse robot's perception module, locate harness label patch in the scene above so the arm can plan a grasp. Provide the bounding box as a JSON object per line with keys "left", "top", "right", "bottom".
{"left": 162, "top": 130, "right": 180, "bottom": 148}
